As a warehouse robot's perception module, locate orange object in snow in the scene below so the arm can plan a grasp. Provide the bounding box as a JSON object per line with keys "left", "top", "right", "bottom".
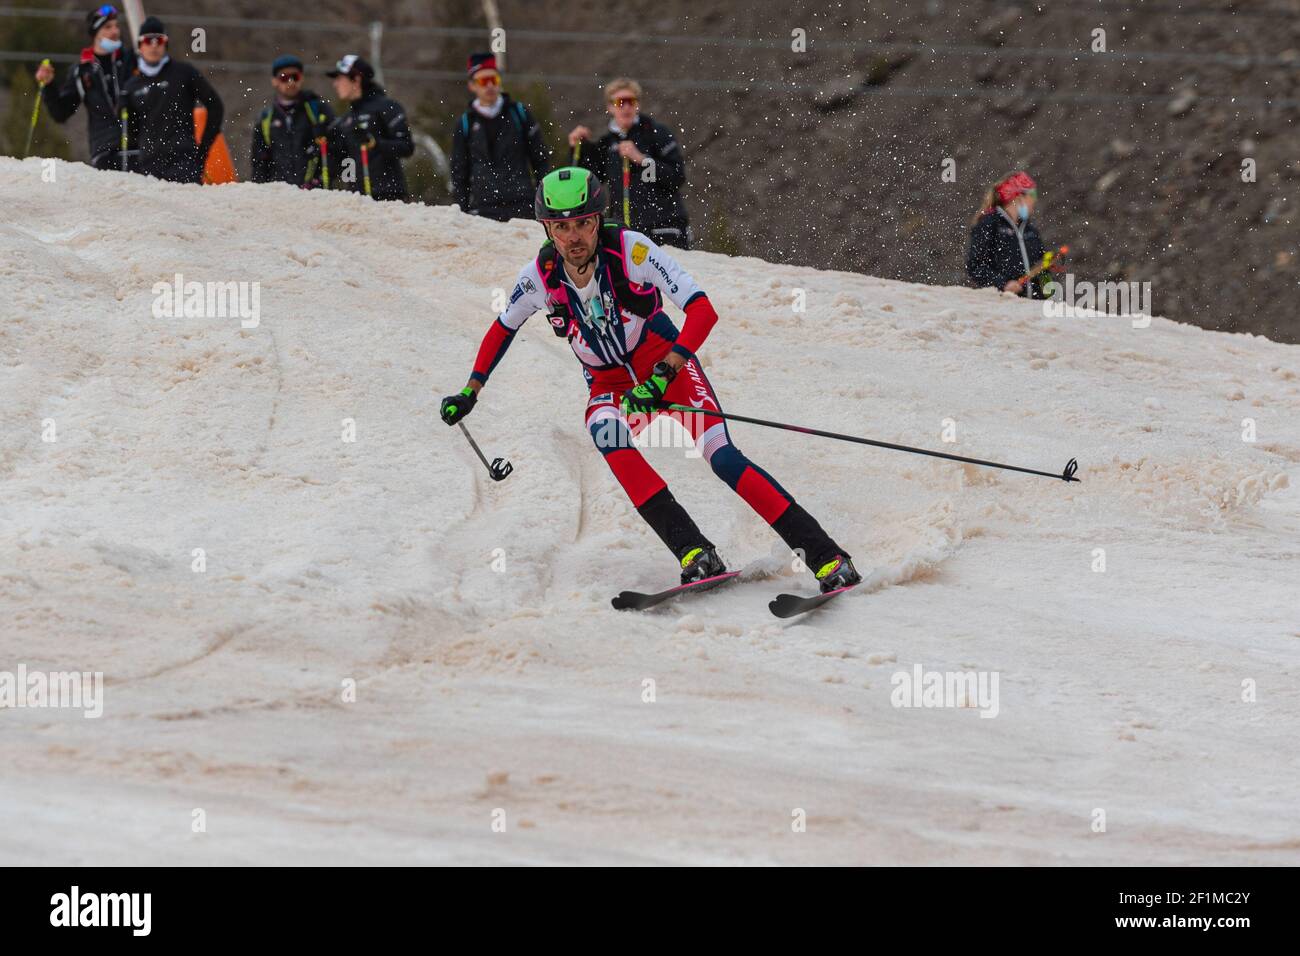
{"left": 194, "top": 105, "right": 236, "bottom": 184}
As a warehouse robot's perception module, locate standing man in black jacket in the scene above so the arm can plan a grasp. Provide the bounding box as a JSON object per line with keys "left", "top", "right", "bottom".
{"left": 121, "top": 16, "right": 223, "bottom": 184}
{"left": 325, "top": 54, "right": 413, "bottom": 201}
{"left": 450, "top": 54, "right": 550, "bottom": 222}
{"left": 250, "top": 55, "right": 333, "bottom": 187}
{"left": 34, "top": 5, "right": 136, "bottom": 171}
{"left": 568, "top": 78, "right": 690, "bottom": 248}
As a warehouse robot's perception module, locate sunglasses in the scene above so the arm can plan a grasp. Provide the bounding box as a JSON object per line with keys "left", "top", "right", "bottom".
{"left": 276, "top": 71, "right": 302, "bottom": 82}
{"left": 139, "top": 34, "right": 166, "bottom": 46}
{"left": 608, "top": 96, "right": 638, "bottom": 108}
{"left": 474, "top": 73, "right": 501, "bottom": 86}
{"left": 94, "top": 4, "right": 117, "bottom": 16}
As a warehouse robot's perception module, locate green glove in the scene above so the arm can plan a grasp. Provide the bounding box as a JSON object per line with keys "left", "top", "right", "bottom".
{"left": 440, "top": 387, "right": 477, "bottom": 425}
{"left": 621, "top": 362, "right": 676, "bottom": 415}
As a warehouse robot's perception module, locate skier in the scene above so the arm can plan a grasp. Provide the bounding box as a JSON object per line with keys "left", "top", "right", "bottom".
{"left": 121, "top": 16, "right": 224, "bottom": 183}
{"left": 324, "top": 54, "right": 413, "bottom": 201}
{"left": 438, "top": 168, "right": 860, "bottom": 593}
{"left": 250, "top": 55, "right": 334, "bottom": 187}
{"left": 34, "top": 5, "right": 137, "bottom": 170}
{"left": 966, "top": 171, "right": 1050, "bottom": 298}
{"left": 451, "top": 53, "right": 551, "bottom": 222}
{"left": 568, "top": 78, "right": 691, "bottom": 249}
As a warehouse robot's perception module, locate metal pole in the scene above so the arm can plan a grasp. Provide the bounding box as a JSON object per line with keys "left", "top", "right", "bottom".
{"left": 368, "top": 20, "right": 384, "bottom": 85}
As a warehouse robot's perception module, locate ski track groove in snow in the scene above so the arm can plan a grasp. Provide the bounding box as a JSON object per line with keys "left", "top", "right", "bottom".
{"left": 1, "top": 158, "right": 1298, "bottom": 864}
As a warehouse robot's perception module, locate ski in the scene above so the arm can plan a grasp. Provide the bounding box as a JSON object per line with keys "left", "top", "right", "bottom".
{"left": 611, "top": 571, "right": 741, "bottom": 611}
{"left": 768, "top": 584, "right": 859, "bottom": 619}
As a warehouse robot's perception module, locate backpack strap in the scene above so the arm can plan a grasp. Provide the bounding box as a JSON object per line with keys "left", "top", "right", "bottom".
{"left": 598, "top": 224, "right": 660, "bottom": 319}
{"left": 537, "top": 241, "right": 563, "bottom": 291}
{"left": 537, "top": 227, "right": 660, "bottom": 324}
{"left": 599, "top": 222, "right": 623, "bottom": 250}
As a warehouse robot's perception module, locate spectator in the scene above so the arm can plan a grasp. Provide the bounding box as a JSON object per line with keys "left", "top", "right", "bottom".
{"left": 450, "top": 53, "right": 550, "bottom": 222}
{"left": 35, "top": 5, "right": 136, "bottom": 170}
{"left": 324, "top": 54, "right": 413, "bottom": 201}
{"left": 121, "top": 16, "right": 223, "bottom": 183}
{"left": 250, "top": 55, "right": 333, "bottom": 187}
{"left": 967, "top": 171, "right": 1050, "bottom": 298}
{"left": 568, "top": 78, "right": 690, "bottom": 248}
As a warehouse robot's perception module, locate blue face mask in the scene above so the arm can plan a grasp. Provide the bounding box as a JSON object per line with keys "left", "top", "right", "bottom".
{"left": 1016, "top": 203, "right": 1030, "bottom": 222}
{"left": 97, "top": 37, "right": 122, "bottom": 53}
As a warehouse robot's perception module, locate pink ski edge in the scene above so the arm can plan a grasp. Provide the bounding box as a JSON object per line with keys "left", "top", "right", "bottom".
{"left": 665, "top": 570, "right": 741, "bottom": 594}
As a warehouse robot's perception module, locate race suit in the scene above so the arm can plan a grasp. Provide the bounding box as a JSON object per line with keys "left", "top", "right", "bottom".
{"left": 468, "top": 224, "right": 846, "bottom": 567}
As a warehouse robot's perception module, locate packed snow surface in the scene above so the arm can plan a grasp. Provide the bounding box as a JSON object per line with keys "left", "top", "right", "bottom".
{"left": 2, "top": 158, "right": 1297, "bottom": 864}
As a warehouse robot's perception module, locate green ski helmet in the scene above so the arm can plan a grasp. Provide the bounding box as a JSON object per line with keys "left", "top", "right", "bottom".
{"left": 535, "top": 167, "right": 608, "bottom": 222}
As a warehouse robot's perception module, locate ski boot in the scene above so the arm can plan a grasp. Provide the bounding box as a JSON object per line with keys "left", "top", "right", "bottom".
{"left": 814, "top": 554, "right": 862, "bottom": 593}
{"left": 680, "top": 546, "right": 727, "bottom": 586}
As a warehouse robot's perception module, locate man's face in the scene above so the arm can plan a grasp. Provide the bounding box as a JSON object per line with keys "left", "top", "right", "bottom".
{"left": 548, "top": 216, "right": 600, "bottom": 266}
{"left": 332, "top": 73, "right": 362, "bottom": 100}
{"left": 607, "top": 89, "right": 639, "bottom": 131}
{"left": 272, "top": 67, "right": 302, "bottom": 98}
{"left": 469, "top": 71, "right": 501, "bottom": 105}
{"left": 138, "top": 32, "right": 166, "bottom": 65}
{"left": 95, "top": 20, "right": 121, "bottom": 48}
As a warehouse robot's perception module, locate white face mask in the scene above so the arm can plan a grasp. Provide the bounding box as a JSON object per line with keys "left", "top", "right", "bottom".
{"left": 97, "top": 37, "right": 122, "bottom": 53}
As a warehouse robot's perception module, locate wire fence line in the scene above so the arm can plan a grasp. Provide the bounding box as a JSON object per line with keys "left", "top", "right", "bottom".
{"left": 1, "top": 6, "right": 1298, "bottom": 70}
{"left": 2, "top": 6, "right": 1296, "bottom": 110}
{"left": 4, "top": 49, "right": 1297, "bottom": 109}
{"left": 1071, "top": 0, "right": 1300, "bottom": 18}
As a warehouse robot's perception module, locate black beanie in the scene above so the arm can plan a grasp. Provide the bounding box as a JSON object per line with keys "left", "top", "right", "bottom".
{"left": 86, "top": 5, "right": 117, "bottom": 36}
{"left": 138, "top": 15, "right": 166, "bottom": 36}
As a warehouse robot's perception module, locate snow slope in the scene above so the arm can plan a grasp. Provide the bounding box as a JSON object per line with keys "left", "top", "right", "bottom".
{"left": 1, "top": 157, "right": 1297, "bottom": 865}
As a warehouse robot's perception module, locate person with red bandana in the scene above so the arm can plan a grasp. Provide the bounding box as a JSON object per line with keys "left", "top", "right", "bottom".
{"left": 967, "top": 171, "right": 1051, "bottom": 298}
{"left": 439, "top": 168, "right": 861, "bottom": 593}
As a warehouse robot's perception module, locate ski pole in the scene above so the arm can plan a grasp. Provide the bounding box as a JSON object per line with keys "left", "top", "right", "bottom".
{"left": 23, "top": 59, "right": 51, "bottom": 158}
{"left": 662, "top": 404, "right": 1079, "bottom": 483}
{"left": 458, "top": 422, "right": 513, "bottom": 481}
{"left": 621, "top": 154, "right": 631, "bottom": 225}
{"left": 119, "top": 107, "right": 129, "bottom": 171}
{"left": 572, "top": 141, "right": 581, "bottom": 165}
{"left": 1016, "top": 245, "right": 1070, "bottom": 284}
{"left": 318, "top": 136, "right": 330, "bottom": 189}
{"left": 360, "top": 143, "right": 372, "bottom": 197}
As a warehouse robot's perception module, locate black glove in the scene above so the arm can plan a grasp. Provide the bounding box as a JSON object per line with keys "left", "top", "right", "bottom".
{"left": 440, "top": 387, "right": 477, "bottom": 425}
{"left": 301, "top": 140, "right": 323, "bottom": 189}
{"left": 354, "top": 117, "right": 378, "bottom": 150}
